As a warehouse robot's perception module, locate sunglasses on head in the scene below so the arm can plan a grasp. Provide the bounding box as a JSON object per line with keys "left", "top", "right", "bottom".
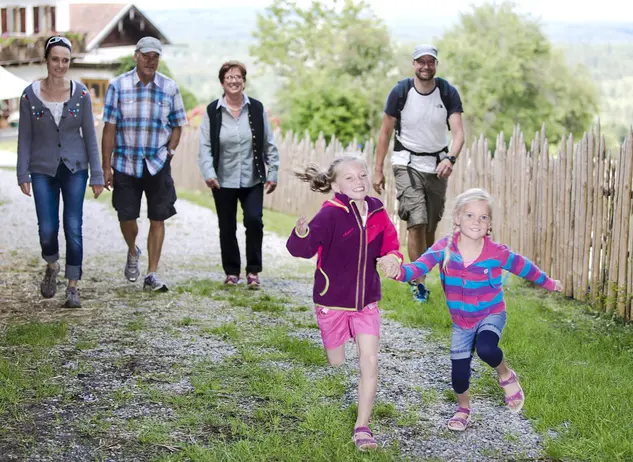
{"left": 46, "top": 36, "right": 72, "bottom": 51}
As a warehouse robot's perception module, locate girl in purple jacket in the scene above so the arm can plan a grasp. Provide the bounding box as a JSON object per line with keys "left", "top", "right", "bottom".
{"left": 379, "top": 188, "right": 562, "bottom": 431}
{"left": 286, "top": 155, "right": 403, "bottom": 451}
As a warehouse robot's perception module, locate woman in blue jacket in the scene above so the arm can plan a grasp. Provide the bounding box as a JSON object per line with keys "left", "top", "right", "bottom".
{"left": 17, "top": 36, "right": 104, "bottom": 308}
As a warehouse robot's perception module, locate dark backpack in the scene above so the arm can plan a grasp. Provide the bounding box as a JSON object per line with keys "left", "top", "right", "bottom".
{"left": 394, "top": 77, "right": 452, "bottom": 137}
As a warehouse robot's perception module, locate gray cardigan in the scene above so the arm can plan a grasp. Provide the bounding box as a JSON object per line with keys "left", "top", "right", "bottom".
{"left": 17, "top": 81, "right": 104, "bottom": 185}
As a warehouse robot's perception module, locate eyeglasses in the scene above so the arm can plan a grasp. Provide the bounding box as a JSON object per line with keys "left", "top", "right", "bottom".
{"left": 224, "top": 75, "right": 244, "bottom": 82}
{"left": 46, "top": 36, "right": 72, "bottom": 51}
{"left": 139, "top": 52, "right": 160, "bottom": 62}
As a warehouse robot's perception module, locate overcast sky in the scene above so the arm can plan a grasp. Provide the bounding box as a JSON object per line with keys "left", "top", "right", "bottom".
{"left": 69, "top": 0, "right": 633, "bottom": 24}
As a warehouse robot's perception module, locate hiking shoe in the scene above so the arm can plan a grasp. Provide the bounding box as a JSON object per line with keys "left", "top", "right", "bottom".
{"left": 223, "top": 275, "right": 239, "bottom": 286}
{"left": 125, "top": 246, "right": 141, "bottom": 282}
{"left": 413, "top": 283, "right": 430, "bottom": 303}
{"left": 40, "top": 262, "right": 60, "bottom": 298}
{"left": 143, "top": 272, "right": 168, "bottom": 292}
{"left": 64, "top": 287, "right": 82, "bottom": 308}
{"left": 246, "top": 273, "right": 260, "bottom": 290}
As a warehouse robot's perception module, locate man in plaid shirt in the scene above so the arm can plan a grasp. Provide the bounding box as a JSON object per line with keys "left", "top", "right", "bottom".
{"left": 101, "top": 36, "right": 188, "bottom": 292}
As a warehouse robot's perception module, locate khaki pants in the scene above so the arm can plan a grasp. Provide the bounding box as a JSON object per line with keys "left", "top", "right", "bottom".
{"left": 393, "top": 165, "right": 447, "bottom": 232}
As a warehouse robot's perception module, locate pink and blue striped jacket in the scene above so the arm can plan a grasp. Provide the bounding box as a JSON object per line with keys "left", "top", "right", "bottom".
{"left": 397, "top": 233, "right": 556, "bottom": 328}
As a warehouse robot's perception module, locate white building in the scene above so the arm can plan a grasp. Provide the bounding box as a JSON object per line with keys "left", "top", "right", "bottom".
{"left": 0, "top": 1, "right": 170, "bottom": 114}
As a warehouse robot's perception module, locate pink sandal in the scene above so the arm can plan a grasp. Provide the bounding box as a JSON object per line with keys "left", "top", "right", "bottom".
{"left": 498, "top": 369, "right": 525, "bottom": 414}
{"left": 352, "top": 426, "right": 377, "bottom": 451}
{"left": 447, "top": 406, "right": 471, "bottom": 431}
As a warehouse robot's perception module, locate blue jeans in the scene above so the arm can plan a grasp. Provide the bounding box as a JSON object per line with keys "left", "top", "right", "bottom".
{"left": 31, "top": 163, "right": 88, "bottom": 280}
{"left": 450, "top": 310, "right": 507, "bottom": 360}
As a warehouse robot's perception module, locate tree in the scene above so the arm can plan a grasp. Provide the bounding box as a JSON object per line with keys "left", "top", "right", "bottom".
{"left": 250, "top": 0, "right": 403, "bottom": 145}
{"left": 116, "top": 56, "right": 198, "bottom": 111}
{"left": 437, "top": 2, "right": 598, "bottom": 145}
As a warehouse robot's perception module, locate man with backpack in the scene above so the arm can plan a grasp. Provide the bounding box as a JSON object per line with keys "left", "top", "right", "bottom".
{"left": 373, "top": 44, "right": 465, "bottom": 303}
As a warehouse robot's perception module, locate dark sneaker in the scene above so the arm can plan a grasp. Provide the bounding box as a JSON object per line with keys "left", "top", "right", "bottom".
{"left": 64, "top": 287, "right": 81, "bottom": 308}
{"left": 246, "top": 273, "right": 260, "bottom": 290}
{"left": 125, "top": 246, "right": 141, "bottom": 282}
{"left": 143, "top": 272, "right": 168, "bottom": 292}
{"left": 223, "top": 275, "right": 239, "bottom": 286}
{"left": 40, "top": 262, "right": 60, "bottom": 298}
{"left": 413, "top": 283, "right": 430, "bottom": 303}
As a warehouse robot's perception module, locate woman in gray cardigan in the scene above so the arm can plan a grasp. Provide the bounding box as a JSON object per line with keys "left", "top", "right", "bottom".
{"left": 17, "top": 36, "right": 104, "bottom": 308}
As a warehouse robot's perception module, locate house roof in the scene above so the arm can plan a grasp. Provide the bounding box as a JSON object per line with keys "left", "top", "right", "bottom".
{"left": 69, "top": 3, "right": 170, "bottom": 52}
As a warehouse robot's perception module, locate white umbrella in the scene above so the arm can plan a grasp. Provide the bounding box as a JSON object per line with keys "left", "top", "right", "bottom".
{"left": 0, "top": 65, "right": 30, "bottom": 100}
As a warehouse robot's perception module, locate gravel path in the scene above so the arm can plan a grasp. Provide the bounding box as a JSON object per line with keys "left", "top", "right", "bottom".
{"left": 0, "top": 169, "right": 546, "bottom": 461}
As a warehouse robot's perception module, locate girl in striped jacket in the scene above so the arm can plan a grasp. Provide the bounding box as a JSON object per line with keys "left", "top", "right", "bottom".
{"left": 378, "top": 188, "right": 562, "bottom": 431}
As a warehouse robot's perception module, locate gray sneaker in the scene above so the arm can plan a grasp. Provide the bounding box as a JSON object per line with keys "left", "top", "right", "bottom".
{"left": 40, "top": 262, "right": 60, "bottom": 298}
{"left": 64, "top": 287, "right": 81, "bottom": 308}
{"left": 143, "top": 272, "right": 168, "bottom": 292}
{"left": 125, "top": 246, "right": 141, "bottom": 282}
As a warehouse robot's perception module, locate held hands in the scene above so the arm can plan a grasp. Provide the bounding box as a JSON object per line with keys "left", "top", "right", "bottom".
{"left": 554, "top": 280, "right": 564, "bottom": 292}
{"left": 377, "top": 254, "right": 401, "bottom": 279}
{"left": 295, "top": 216, "right": 308, "bottom": 236}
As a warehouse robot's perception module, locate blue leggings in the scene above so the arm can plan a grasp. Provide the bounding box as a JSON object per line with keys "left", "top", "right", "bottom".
{"left": 451, "top": 330, "right": 503, "bottom": 394}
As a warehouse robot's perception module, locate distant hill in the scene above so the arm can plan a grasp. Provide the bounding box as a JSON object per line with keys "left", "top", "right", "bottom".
{"left": 147, "top": 7, "right": 633, "bottom": 45}
{"left": 145, "top": 7, "right": 633, "bottom": 146}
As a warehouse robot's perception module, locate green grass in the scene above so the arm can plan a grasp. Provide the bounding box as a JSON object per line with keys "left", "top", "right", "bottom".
{"left": 131, "top": 357, "right": 399, "bottom": 461}
{"left": 202, "top": 322, "right": 242, "bottom": 341}
{"left": 176, "top": 317, "right": 198, "bottom": 327}
{"left": 381, "top": 270, "right": 633, "bottom": 462}
{"left": 0, "top": 322, "right": 68, "bottom": 416}
{"left": 75, "top": 338, "right": 98, "bottom": 351}
{"left": 4, "top": 322, "right": 67, "bottom": 347}
{"left": 126, "top": 316, "right": 147, "bottom": 332}
{"left": 178, "top": 279, "right": 291, "bottom": 314}
{"left": 177, "top": 189, "right": 298, "bottom": 238}
{"left": 263, "top": 327, "right": 327, "bottom": 366}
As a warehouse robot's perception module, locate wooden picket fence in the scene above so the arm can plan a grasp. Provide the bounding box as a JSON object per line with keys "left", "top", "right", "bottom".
{"left": 97, "top": 121, "right": 633, "bottom": 320}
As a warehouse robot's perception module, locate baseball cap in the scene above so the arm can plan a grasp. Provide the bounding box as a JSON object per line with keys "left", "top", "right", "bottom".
{"left": 135, "top": 36, "right": 162, "bottom": 55}
{"left": 413, "top": 44, "right": 438, "bottom": 61}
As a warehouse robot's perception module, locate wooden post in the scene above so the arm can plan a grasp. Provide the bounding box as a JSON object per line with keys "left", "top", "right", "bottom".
{"left": 624, "top": 128, "right": 633, "bottom": 321}
{"left": 576, "top": 133, "right": 591, "bottom": 301}
{"left": 607, "top": 146, "right": 623, "bottom": 312}
{"left": 566, "top": 136, "right": 576, "bottom": 297}
{"left": 617, "top": 133, "right": 633, "bottom": 317}
{"left": 591, "top": 127, "right": 605, "bottom": 305}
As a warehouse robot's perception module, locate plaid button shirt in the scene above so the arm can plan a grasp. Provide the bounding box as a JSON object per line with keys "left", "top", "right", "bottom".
{"left": 103, "top": 69, "right": 188, "bottom": 177}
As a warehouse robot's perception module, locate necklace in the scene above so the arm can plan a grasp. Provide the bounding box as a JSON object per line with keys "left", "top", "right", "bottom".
{"left": 42, "top": 81, "right": 68, "bottom": 103}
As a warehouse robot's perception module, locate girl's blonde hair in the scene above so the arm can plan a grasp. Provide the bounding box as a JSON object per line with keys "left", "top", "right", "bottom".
{"left": 442, "top": 188, "right": 494, "bottom": 270}
{"left": 294, "top": 155, "right": 369, "bottom": 193}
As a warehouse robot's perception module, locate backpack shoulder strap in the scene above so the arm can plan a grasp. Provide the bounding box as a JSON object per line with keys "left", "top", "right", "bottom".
{"left": 436, "top": 77, "right": 452, "bottom": 130}
{"left": 395, "top": 78, "right": 413, "bottom": 136}
{"left": 396, "top": 77, "right": 413, "bottom": 111}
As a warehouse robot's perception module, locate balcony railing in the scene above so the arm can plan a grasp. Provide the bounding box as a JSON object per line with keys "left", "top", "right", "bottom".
{"left": 0, "top": 33, "right": 86, "bottom": 65}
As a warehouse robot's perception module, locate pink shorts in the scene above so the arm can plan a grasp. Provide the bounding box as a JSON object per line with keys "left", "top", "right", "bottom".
{"left": 315, "top": 302, "right": 380, "bottom": 350}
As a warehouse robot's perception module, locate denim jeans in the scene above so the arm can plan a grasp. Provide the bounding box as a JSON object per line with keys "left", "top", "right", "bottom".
{"left": 31, "top": 162, "right": 88, "bottom": 280}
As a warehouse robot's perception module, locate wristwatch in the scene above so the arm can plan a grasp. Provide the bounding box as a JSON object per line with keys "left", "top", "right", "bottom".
{"left": 443, "top": 155, "right": 457, "bottom": 164}
{"left": 168, "top": 148, "right": 176, "bottom": 158}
